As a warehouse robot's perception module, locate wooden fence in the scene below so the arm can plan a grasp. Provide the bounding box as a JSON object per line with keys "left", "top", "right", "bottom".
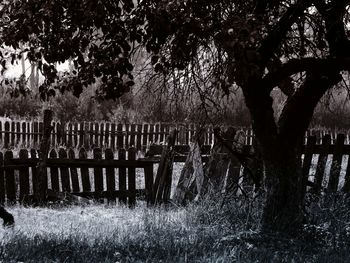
{"left": 0, "top": 121, "right": 349, "bottom": 150}
{"left": 0, "top": 120, "right": 218, "bottom": 150}
{"left": 1, "top": 119, "right": 348, "bottom": 150}
{"left": 0, "top": 147, "right": 156, "bottom": 206}
{"left": 1, "top": 133, "right": 350, "bottom": 205}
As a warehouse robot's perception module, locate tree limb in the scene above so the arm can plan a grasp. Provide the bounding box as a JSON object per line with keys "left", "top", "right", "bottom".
{"left": 258, "top": 0, "right": 312, "bottom": 65}
{"left": 262, "top": 57, "right": 350, "bottom": 91}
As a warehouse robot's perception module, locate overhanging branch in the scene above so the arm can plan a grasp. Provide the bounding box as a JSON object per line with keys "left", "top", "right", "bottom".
{"left": 262, "top": 57, "right": 350, "bottom": 91}
{"left": 258, "top": 0, "right": 312, "bottom": 65}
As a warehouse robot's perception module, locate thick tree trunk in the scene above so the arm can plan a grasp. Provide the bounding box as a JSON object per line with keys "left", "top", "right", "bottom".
{"left": 261, "top": 151, "right": 304, "bottom": 235}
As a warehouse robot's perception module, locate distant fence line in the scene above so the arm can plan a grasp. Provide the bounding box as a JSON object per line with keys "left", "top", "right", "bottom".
{"left": 0, "top": 120, "right": 248, "bottom": 149}
{"left": 0, "top": 119, "right": 349, "bottom": 150}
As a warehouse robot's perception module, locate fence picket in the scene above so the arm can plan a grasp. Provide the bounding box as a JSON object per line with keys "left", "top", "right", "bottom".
{"left": 4, "top": 150, "right": 15, "bottom": 204}
{"left": 30, "top": 149, "right": 38, "bottom": 195}
{"left": 19, "top": 149, "right": 30, "bottom": 203}
{"left": 93, "top": 148, "right": 103, "bottom": 195}
{"left": 4, "top": 121, "right": 9, "bottom": 148}
{"left": 99, "top": 123, "right": 104, "bottom": 147}
{"left": 49, "top": 149, "right": 59, "bottom": 192}
{"left": 110, "top": 123, "right": 116, "bottom": 150}
{"left": 58, "top": 148, "right": 70, "bottom": 192}
{"left": 79, "top": 148, "right": 91, "bottom": 192}
{"left": 117, "top": 124, "right": 123, "bottom": 149}
{"left": 302, "top": 136, "right": 316, "bottom": 196}
{"left": 67, "top": 123, "right": 73, "bottom": 147}
{"left": 105, "top": 148, "right": 115, "bottom": 201}
{"left": 10, "top": 121, "right": 15, "bottom": 147}
{"left": 328, "top": 134, "right": 345, "bottom": 192}
{"left": 89, "top": 122, "right": 94, "bottom": 147}
{"left": 130, "top": 124, "right": 136, "bottom": 147}
{"left": 142, "top": 124, "right": 148, "bottom": 150}
{"left": 128, "top": 147, "right": 136, "bottom": 207}
{"left": 69, "top": 149, "right": 80, "bottom": 192}
{"left": 105, "top": 123, "right": 110, "bottom": 148}
{"left": 119, "top": 148, "right": 127, "bottom": 204}
{"left": 136, "top": 124, "right": 142, "bottom": 150}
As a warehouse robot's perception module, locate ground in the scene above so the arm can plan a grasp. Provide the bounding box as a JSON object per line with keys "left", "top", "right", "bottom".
{"left": 1, "top": 195, "right": 350, "bottom": 262}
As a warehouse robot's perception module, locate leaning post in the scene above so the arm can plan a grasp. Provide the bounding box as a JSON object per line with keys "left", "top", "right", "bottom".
{"left": 36, "top": 109, "right": 53, "bottom": 204}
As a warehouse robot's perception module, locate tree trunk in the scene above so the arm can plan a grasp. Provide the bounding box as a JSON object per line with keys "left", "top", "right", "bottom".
{"left": 261, "top": 145, "right": 304, "bottom": 235}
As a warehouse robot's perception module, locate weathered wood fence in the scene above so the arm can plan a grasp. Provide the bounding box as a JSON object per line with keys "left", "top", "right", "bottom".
{"left": 1, "top": 133, "right": 350, "bottom": 205}
{"left": 0, "top": 119, "right": 348, "bottom": 150}
{"left": 0, "top": 121, "right": 217, "bottom": 150}
{"left": 0, "top": 147, "right": 156, "bottom": 206}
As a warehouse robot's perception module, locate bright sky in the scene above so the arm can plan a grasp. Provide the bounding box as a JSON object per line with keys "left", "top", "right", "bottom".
{"left": 3, "top": 58, "right": 69, "bottom": 79}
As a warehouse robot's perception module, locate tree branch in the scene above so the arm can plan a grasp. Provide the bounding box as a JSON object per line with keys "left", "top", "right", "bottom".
{"left": 262, "top": 57, "right": 350, "bottom": 91}
{"left": 258, "top": 0, "right": 312, "bottom": 65}
{"left": 278, "top": 72, "right": 341, "bottom": 145}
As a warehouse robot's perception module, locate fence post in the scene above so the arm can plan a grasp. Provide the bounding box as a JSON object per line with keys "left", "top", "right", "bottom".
{"left": 30, "top": 149, "right": 38, "bottom": 195}
{"left": 10, "top": 121, "right": 15, "bottom": 147}
{"left": 4, "top": 121, "right": 9, "bottom": 148}
{"left": 125, "top": 124, "right": 130, "bottom": 148}
{"left": 22, "top": 122, "right": 29, "bottom": 147}
{"left": 93, "top": 148, "right": 103, "bottom": 198}
{"left": 144, "top": 163, "right": 154, "bottom": 205}
{"left": 128, "top": 147, "right": 136, "bottom": 207}
{"left": 105, "top": 148, "right": 115, "bottom": 202}
{"left": 19, "top": 149, "right": 30, "bottom": 204}
{"left": 110, "top": 123, "right": 116, "bottom": 150}
{"left": 142, "top": 124, "right": 149, "bottom": 151}
{"left": 136, "top": 124, "right": 142, "bottom": 151}
{"left": 118, "top": 148, "right": 127, "bottom": 204}
{"left": 99, "top": 122, "right": 104, "bottom": 147}
{"left": 94, "top": 123, "right": 100, "bottom": 147}
{"left": 117, "top": 124, "right": 123, "bottom": 149}
{"left": 67, "top": 123, "right": 73, "bottom": 147}
{"left": 49, "top": 149, "right": 59, "bottom": 192}
{"left": 79, "top": 148, "right": 91, "bottom": 192}
{"left": 68, "top": 149, "right": 80, "bottom": 193}
{"left": 105, "top": 123, "right": 110, "bottom": 148}
{"left": 37, "top": 109, "right": 53, "bottom": 203}
{"left": 130, "top": 124, "right": 136, "bottom": 147}
{"left": 58, "top": 148, "right": 70, "bottom": 192}
{"left": 4, "top": 150, "right": 15, "bottom": 204}
{"left": 73, "top": 123, "right": 78, "bottom": 148}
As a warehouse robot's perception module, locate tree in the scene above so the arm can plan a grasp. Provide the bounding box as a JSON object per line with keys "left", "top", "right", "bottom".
{"left": 130, "top": 0, "right": 350, "bottom": 235}
{"left": 1, "top": 0, "right": 350, "bottom": 235}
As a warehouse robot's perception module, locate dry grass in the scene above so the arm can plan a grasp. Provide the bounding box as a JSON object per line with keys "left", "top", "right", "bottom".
{"left": 1, "top": 194, "right": 350, "bottom": 262}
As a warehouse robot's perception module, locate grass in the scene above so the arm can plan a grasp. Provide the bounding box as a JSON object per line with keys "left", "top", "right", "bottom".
{"left": 0, "top": 201, "right": 236, "bottom": 263}
{"left": 2, "top": 194, "right": 350, "bottom": 262}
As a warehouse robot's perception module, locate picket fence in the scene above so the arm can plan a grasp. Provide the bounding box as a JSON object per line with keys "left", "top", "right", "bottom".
{"left": 0, "top": 147, "right": 156, "bottom": 206}
{"left": 0, "top": 120, "right": 220, "bottom": 150}
{"left": 0, "top": 119, "right": 350, "bottom": 151}
{"left": 1, "top": 133, "right": 350, "bottom": 205}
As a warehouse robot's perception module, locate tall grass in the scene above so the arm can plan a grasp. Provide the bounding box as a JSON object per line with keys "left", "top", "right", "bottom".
{"left": 1, "top": 194, "right": 350, "bottom": 262}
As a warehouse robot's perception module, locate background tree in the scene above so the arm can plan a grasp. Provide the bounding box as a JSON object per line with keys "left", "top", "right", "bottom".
{"left": 2, "top": 0, "right": 350, "bottom": 235}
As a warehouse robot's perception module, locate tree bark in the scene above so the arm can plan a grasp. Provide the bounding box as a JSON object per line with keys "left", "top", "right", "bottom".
{"left": 261, "top": 146, "right": 304, "bottom": 235}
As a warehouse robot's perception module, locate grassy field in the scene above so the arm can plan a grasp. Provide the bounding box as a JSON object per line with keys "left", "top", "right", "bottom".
{"left": 1, "top": 194, "right": 350, "bottom": 262}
